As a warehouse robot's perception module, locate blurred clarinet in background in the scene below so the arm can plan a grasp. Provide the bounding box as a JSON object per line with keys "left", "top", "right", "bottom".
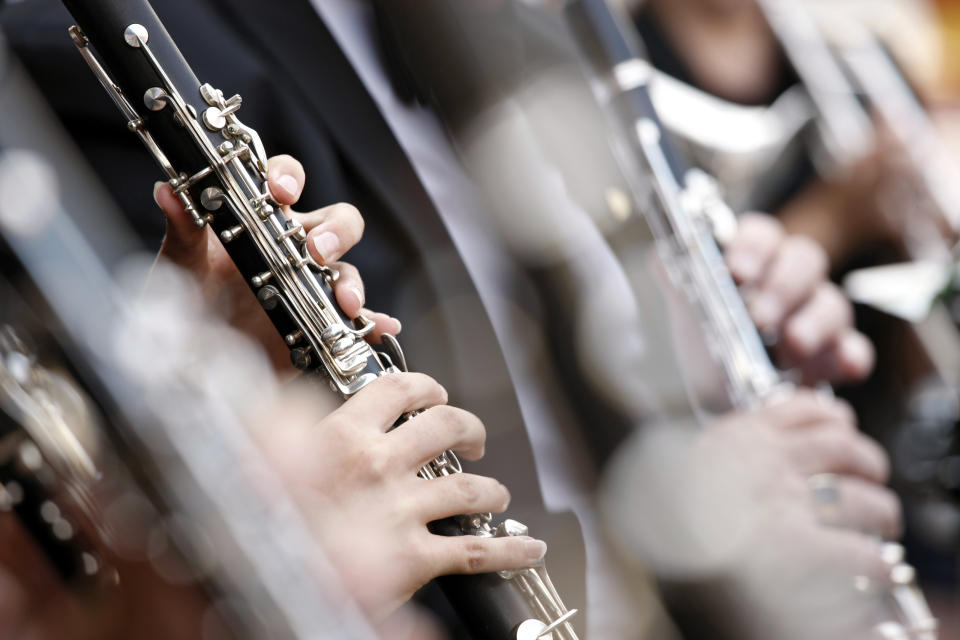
{"left": 758, "top": 0, "right": 960, "bottom": 558}
{"left": 563, "top": 1, "right": 938, "bottom": 638}
{"left": 758, "top": 0, "right": 960, "bottom": 257}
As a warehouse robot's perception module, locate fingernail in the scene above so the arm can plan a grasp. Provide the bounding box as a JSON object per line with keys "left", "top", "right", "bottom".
{"left": 349, "top": 286, "right": 364, "bottom": 308}
{"left": 153, "top": 181, "right": 165, "bottom": 206}
{"left": 391, "top": 317, "right": 403, "bottom": 334}
{"left": 524, "top": 539, "right": 548, "bottom": 562}
{"left": 312, "top": 231, "right": 340, "bottom": 264}
{"left": 751, "top": 294, "right": 782, "bottom": 330}
{"left": 500, "top": 484, "right": 511, "bottom": 511}
{"left": 274, "top": 174, "right": 300, "bottom": 200}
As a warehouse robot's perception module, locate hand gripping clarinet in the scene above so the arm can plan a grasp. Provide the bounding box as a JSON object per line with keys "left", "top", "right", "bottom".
{"left": 58, "top": 1, "right": 576, "bottom": 638}
{"left": 564, "top": 2, "right": 937, "bottom": 639}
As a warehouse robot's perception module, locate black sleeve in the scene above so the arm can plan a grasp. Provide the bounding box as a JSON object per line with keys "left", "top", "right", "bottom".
{"left": 373, "top": 0, "right": 574, "bottom": 130}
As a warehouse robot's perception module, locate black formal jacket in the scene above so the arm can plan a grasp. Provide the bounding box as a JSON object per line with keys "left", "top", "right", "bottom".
{"left": 0, "top": 0, "right": 593, "bottom": 632}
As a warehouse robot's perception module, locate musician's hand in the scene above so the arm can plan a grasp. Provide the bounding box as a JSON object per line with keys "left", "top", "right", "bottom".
{"left": 153, "top": 154, "right": 401, "bottom": 377}
{"left": 255, "top": 372, "right": 548, "bottom": 621}
{"left": 725, "top": 213, "right": 875, "bottom": 384}
{"left": 701, "top": 396, "right": 900, "bottom": 637}
{"left": 605, "top": 395, "right": 901, "bottom": 640}
{"left": 710, "top": 390, "right": 900, "bottom": 539}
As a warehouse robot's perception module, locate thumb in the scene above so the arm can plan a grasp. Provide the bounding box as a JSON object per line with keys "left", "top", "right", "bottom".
{"left": 155, "top": 181, "right": 210, "bottom": 269}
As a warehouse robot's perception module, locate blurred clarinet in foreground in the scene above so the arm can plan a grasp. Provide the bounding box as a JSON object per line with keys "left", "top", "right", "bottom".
{"left": 0, "top": 147, "right": 379, "bottom": 639}
{"left": 0, "top": 326, "right": 110, "bottom": 588}
{"left": 1, "top": 31, "right": 377, "bottom": 637}
{"left": 564, "top": 2, "right": 937, "bottom": 639}
{"left": 0, "top": 30, "right": 114, "bottom": 601}
{"left": 59, "top": 0, "right": 576, "bottom": 637}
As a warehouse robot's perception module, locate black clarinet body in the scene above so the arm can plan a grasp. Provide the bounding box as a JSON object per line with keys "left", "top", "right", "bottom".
{"left": 0, "top": 37, "right": 105, "bottom": 591}
{"left": 0, "top": 326, "right": 109, "bottom": 589}
{"left": 0, "top": 411, "right": 96, "bottom": 584}
{"left": 57, "top": 1, "right": 577, "bottom": 637}
{"left": 61, "top": 0, "right": 384, "bottom": 388}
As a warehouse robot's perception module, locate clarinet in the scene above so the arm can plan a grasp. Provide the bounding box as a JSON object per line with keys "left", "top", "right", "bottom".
{"left": 0, "top": 40, "right": 112, "bottom": 594}
{"left": 0, "top": 145, "right": 380, "bottom": 639}
{"left": 756, "top": 0, "right": 960, "bottom": 259}
{"left": 0, "top": 326, "right": 111, "bottom": 588}
{"left": 760, "top": 3, "right": 960, "bottom": 621}
{"left": 753, "top": 0, "right": 875, "bottom": 172}
{"left": 57, "top": 1, "right": 577, "bottom": 638}
{"left": 564, "top": 2, "right": 938, "bottom": 639}
{"left": 835, "top": 27, "right": 960, "bottom": 257}
{"left": 3, "top": 32, "right": 380, "bottom": 635}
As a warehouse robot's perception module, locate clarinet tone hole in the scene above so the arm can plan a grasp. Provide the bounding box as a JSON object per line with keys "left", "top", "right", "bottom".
{"left": 123, "top": 24, "right": 149, "bottom": 48}
{"left": 515, "top": 619, "right": 550, "bottom": 640}
{"left": 143, "top": 87, "right": 168, "bottom": 111}
{"left": 200, "top": 187, "right": 225, "bottom": 211}
{"left": 257, "top": 286, "right": 280, "bottom": 311}
{"left": 203, "top": 107, "right": 227, "bottom": 132}
{"left": 290, "top": 347, "right": 313, "bottom": 371}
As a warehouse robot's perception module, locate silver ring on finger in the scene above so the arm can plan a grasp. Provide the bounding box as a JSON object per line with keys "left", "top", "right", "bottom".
{"left": 809, "top": 472, "right": 842, "bottom": 526}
